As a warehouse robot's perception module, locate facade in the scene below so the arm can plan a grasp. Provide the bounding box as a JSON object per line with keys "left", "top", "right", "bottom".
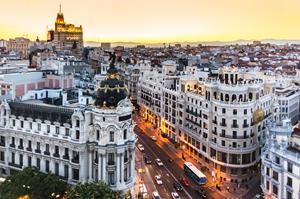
{"left": 275, "top": 85, "right": 299, "bottom": 124}
{"left": 138, "top": 65, "right": 275, "bottom": 183}
{"left": 0, "top": 59, "right": 136, "bottom": 197}
{"left": 49, "top": 5, "right": 83, "bottom": 53}
{"left": 261, "top": 119, "right": 300, "bottom": 199}
{"left": 6, "top": 37, "right": 31, "bottom": 59}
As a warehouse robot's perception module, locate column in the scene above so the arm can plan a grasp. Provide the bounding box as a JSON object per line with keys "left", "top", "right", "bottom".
{"left": 88, "top": 151, "right": 93, "bottom": 181}
{"left": 116, "top": 153, "right": 120, "bottom": 185}
{"left": 102, "top": 154, "right": 106, "bottom": 181}
{"left": 130, "top": 150, "right": 135, "bottom": 179}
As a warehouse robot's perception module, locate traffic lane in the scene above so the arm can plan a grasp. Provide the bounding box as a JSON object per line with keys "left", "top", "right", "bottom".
{"left": 136, "top": 130, "right": 194, "bottom": 199}
{"left": 135, "top": 126, "right": 209, "bottom": 199}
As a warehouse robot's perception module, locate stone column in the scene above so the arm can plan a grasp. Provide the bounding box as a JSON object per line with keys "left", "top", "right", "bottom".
{"left": 102, "top": 154, "right": 106, "bottom": 181}
{"left": 116, "top": 153, "right": 120, "bottom": 185}
{"left": 89, "top": 152, "right": 93, "bottom": 181}
{"left": 98, "top": 154, "right": 102, "bottom": 181}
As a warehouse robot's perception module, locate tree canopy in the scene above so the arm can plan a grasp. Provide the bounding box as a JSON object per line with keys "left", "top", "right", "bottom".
{"left": 0, "top": 167, "right": 68, "bottom": 199}
{"left": 66, "top": 181, "right": 120, "bottom": 199}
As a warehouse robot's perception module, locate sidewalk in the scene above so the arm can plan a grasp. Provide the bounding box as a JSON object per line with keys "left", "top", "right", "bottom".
{"left": 134, "top": 116, "right": 260, "bottom": 199}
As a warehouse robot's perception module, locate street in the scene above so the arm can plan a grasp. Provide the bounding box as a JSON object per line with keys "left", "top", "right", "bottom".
{"left": 134, "top": 116, "right": 261, "bottom": 199}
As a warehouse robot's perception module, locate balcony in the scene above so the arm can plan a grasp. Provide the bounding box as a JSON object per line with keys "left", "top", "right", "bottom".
{"left": 71, "top": 157, "right": 79, "bottom": 164}
{"left": 243, "top": 124, "right": 249, "bottom": 128}
{"left": 35, "top": 149, "right": 41, "bottom": 154}
{"left": 26, "top": 147, "right": 32, "bottom": 152}
{"left": 63, "top": 155, "right": 70, "bottom": 160}
{"left": 0, "top": 142, "right": 5, "bottom": 147}
{"left": 53, "top": 153, "right": 60, "bottom": 158}
{"left": 231, "top": 124, "right": 239, "bottom": 128}
{"left": 108, "top": 161, "right": 115, "bottom": 166}
{"left": 220, "top": 122, "right": 227, "bottom": 127}
{"left": 44, "top": 151, "right": 50, "bottom": 156}
{"left": 9, "top": 143, "right": 15, "bottom": 148}
{"left": 8, "top": 162, "right": 22, "bottom": 169}
{"left": 212, "top": 120, "right": 217, "bottom": 124}
{"left": 18, "top": 145, "right": 24, "bottom": 150}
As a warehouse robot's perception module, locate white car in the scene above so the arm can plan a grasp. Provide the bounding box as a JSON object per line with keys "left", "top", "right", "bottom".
{"left": 155, "top": 158, "right": 163, "bottom": 166}
{"left": 152, "top": 191, "right": 161, "bottom": 199}
{"left": 150, "top": 135, "right": 157, "bottom": 141}
{"left": 171, "top": 192, "right": 180, "bottom": 199}
{"left": 137, "top": 144, "right": 145, "bottom": 152}
{"left": 155, "top": 175, "right": 163, "bottom": 185}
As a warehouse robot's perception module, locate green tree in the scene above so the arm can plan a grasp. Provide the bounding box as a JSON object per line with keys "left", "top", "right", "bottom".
{"left": 67, "top": 181, "right": 121, "bottom": 199}
{"left": 0, "top": 167, "right": 68, "bottom": 199}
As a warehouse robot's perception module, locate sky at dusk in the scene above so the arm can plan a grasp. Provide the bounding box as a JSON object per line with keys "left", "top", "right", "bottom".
{"left": 1, "top": 0, "right": 300, "bottom": 43}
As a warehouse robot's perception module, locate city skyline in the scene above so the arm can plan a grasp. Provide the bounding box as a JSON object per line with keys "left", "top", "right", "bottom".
{"left": 1, "top": 0, "right": 300, "bottom": 43}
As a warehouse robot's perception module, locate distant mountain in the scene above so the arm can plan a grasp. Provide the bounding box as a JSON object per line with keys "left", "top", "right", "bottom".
{"left": 84, "top": 39, "right": 300, "bottom": 48}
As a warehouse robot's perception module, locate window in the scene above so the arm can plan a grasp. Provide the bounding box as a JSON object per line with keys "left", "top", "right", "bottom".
{"left": 287, "top": 162, "right": 293, "bottom": 173}
{"left": 21, "top": 121, "right": 24, "bottom": 128}
{"left": 287, "top": 176, "right": 292, "bottom": 187}
{"left": 36, "top": 158, "right": 40, "bottom": 169}
{"left": 55, "top": 163, "right": 59, "bottom": 176}
{"left": 123, "top": 129, "right": 127, "bottom": 140}
{"left": 244, "top": 109, "right": 247, "bottom": 115}
{"left": 0, "top": 151, "right": 4, "bottom": 161}
{"left": 64, "top": 165, "right": 69, "bottom": 179}
{"left": 108, "top": 153, "right": 114, "bottom": 165}
{"left": 19, "top": 138, "right": 23, "bottom": 149}
{"left": 221, "top": 140, "right": 225, "bottom": 146}
{"left": 286, "top": 191, "right": 292, "bottom": 199}
{"left": 46, "top": 160, "right": 50, "bottom": 172}
{"left": 76, "top": 120, "right": 80, "bottom": 127}
{"left": 109, "top": 131, "right": 114, "bottom": 142}
{"left": 19, "top": 154, "right": 23, "bottom": 166}
{"left": 108, "top": 172, "right": 115, "bottom": 185}
{"left": 12, "top": 119, "right": 15, "bottom": 126}
{"left": 222, "top": 108, "right": 226, "bottom": 114}
{"left": 28, "top": 140, "right": 32, "bottom": 150}
{"left": 233, "top": 109, "right": 237, "bottom": 115}
{"left": 72, "top": 168, "right": 79, "bottom": 180}
{"left": 11, "top": 152, "right": 15, "bottom": 164}
{"left": 11, "top": 137, "right": 15, "bottom": 147}
{"left": 38, "top": 123, "right": 41, "bottom": 131}
{"left": 28, "top": 156, "right": 32, "bottom": 167}
{"left": 65, "top": 128, "right": 69, "bottom": 136}
{"left": 96, "top": 130, "right": 100, "bottom": 140}
{"left": 55, "top": 126, "right": 59, "bottom": 134}
{"left": 47, "top": 125, "right": 50, "bottom": 133}
{"left": 266, "top": 167, "right": 270, "bottom": 176}
{"left": 45, "top": 144, "right": 49, "bottom": 153}
{"left": 76, "top": 130, "right": 80, "bottom": 140}
{"left": 272, "top": 185, "right": 278, "bottom": 195}
{"left": 275, "top": 156, "right": 280, "bottom": 164}
{"left": 273, "top": 171, "right": 278, "bottom": 181}
{"left": 29, "top": 122, "right": 32, "bottom": 129}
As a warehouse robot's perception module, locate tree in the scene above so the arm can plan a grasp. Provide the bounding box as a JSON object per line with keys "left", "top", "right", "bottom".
{"left": 67, "top": 181, "right": 121, "bottom": 199}
{"left": 0, "top": 167, "right": 68, "bottom": 199}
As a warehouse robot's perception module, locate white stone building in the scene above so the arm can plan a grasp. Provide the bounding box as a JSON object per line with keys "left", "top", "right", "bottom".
{"left": 0, "top": 61, "right": 136, "bottom": 198}
{"left": 138, "top": 65, "right": 276, "bottom": 183}
{"left": 261, "top": 119, "right": 300, "bottom": 199}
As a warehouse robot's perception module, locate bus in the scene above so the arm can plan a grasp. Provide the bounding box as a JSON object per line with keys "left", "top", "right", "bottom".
{"left": 184, "top": 162, "right": 207, "bottom": 185}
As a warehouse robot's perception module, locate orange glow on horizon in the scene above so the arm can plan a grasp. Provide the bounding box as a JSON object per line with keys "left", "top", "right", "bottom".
{"left": 0, "top": 0, "right": 300, "bottom": 43}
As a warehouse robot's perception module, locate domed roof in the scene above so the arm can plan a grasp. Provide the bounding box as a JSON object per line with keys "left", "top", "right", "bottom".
{"left": 94, "top": 52, "right": 127, "bottom": 108}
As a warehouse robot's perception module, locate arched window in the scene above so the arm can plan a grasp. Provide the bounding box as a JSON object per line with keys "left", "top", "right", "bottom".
{"left": 109, "top": 131, "right": 114, "bottom": 142}
{"left": 123, "top": 129, "right": 127, "bottom": 140}
{"left": 225, "top": 94, "right": 229, "bottom": 102}
{"left": 232, "top": 94, "right": 237, "bottom": 102}
{"left": 220, "top": 93, "right": 223, "bottom": 101}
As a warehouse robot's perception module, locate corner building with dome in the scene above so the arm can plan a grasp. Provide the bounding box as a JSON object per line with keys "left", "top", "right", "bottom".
{"left": 0, "top": 58, "right": 136, "bottom": 198}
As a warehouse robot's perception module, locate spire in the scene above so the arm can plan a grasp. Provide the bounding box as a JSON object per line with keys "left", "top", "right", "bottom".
{"left": 59, "top": 3, "right": 61, "bottom": 13}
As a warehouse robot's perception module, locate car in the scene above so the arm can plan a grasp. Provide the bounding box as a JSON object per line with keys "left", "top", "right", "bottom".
{"left": 254, "top": 194, "right": 263, "bottom": 199}
{"left": 137, "top": 144, "right": 145, "bottom": 152}
{"left": 155, "top": 175, "right": 163, "bottom": 185}
{"left": 152, "top": 191, "right": 161, "bottom": 199}
{"left": 144, "top": 156, "right": 152, "bottom": 164}
{"left": 171, "top": 192, "right": 181, "bottom": 199}
{"left": 173, "top": 182, "right": 183, "bottom": 191}
{"left": 150, "top": 135, "right": 157, "bottom": 141}
{"left": 195, "top": 188, "right": 207, "bottom": 198}
{"left": 179, "top": 177, "right": 189, "bottom": 187}
{"left": 155, "top": 158, "right": 163, "bottom": 166}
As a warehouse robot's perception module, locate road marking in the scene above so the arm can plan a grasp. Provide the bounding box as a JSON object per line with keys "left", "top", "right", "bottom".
{"left": 137, "top": 134, "right": 193, "bottom": 199}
